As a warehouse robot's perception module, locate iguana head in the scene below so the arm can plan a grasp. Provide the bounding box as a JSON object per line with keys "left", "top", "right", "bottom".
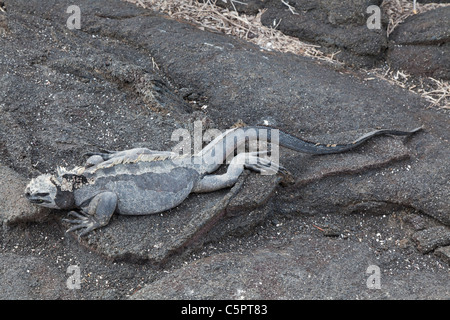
{"left": 25, "top": 168, "right": 79, "bottom": 209}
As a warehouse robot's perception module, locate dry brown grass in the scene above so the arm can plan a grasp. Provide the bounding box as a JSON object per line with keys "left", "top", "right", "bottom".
{"left": 129, "top": 0, "right": 339, "bottom": 64}
{"left": 125, "top": 0, "right": 449, "bottom": 109}
{"left": 382, "top": 0, "right": 450, "bottom": 35}
{"left": 368, "top": 67, "right": 450, "bottom": 108}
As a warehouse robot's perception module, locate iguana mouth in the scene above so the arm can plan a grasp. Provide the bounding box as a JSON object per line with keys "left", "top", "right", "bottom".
{"left": 25, "top": 193, "right": 51, "bottom": 204}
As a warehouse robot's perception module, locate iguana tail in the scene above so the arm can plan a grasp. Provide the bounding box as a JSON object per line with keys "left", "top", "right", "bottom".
{"left": 269, "top": 126, "right": 423, "bottom": 155}
{"left": 197, "top": 125, "right": 423, "bottom": 173}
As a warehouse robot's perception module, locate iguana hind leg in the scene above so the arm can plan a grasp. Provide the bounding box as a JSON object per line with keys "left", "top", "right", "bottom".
{"left": 193, "top": 153, "right": 283, "bottom": 193}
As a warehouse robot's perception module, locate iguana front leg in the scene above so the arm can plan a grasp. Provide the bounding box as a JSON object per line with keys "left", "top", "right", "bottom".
{"left": 63, "top": 192, "right": 117, "bottom": 237}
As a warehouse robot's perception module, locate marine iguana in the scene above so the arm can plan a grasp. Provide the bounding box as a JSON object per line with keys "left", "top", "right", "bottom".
{"left": 25, "top": 125, "right": 422, "bottom": 237}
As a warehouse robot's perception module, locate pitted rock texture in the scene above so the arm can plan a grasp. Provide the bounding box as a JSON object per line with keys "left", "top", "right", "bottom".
{"left": 0, "top": 0, "right": 449, "bottom": 299}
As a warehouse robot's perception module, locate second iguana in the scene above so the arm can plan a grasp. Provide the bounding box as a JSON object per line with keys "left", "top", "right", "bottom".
{"left": 24, "top": 125, "right": 421, "bottom": 237}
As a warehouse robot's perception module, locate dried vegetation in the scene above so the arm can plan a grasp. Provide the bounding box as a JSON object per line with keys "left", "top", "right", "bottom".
{"left": 125, "top": 0, "right": 449, "bottom": 109}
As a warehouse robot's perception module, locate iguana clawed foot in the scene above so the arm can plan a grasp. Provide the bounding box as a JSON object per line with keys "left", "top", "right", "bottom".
{"left": 63, "top": 211, "right": 103, "bottom": 238}
{"left": 243, "top": 155, "right": 289, "bottom": 176}
{"left": 62, "top": 191, "right": 117, "bottom": 238}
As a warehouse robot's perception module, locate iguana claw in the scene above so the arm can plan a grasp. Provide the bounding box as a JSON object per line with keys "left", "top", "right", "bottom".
{"left": 63, "top": 211, "right": 102, "bottom": 238}
{"left": 243, "top": 154, "right": 287, "bottom": 175}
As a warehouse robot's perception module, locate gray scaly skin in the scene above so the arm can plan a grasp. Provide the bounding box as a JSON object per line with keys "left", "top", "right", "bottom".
{"left": 25, "top": 125, "right": 422, "bottom": 237}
